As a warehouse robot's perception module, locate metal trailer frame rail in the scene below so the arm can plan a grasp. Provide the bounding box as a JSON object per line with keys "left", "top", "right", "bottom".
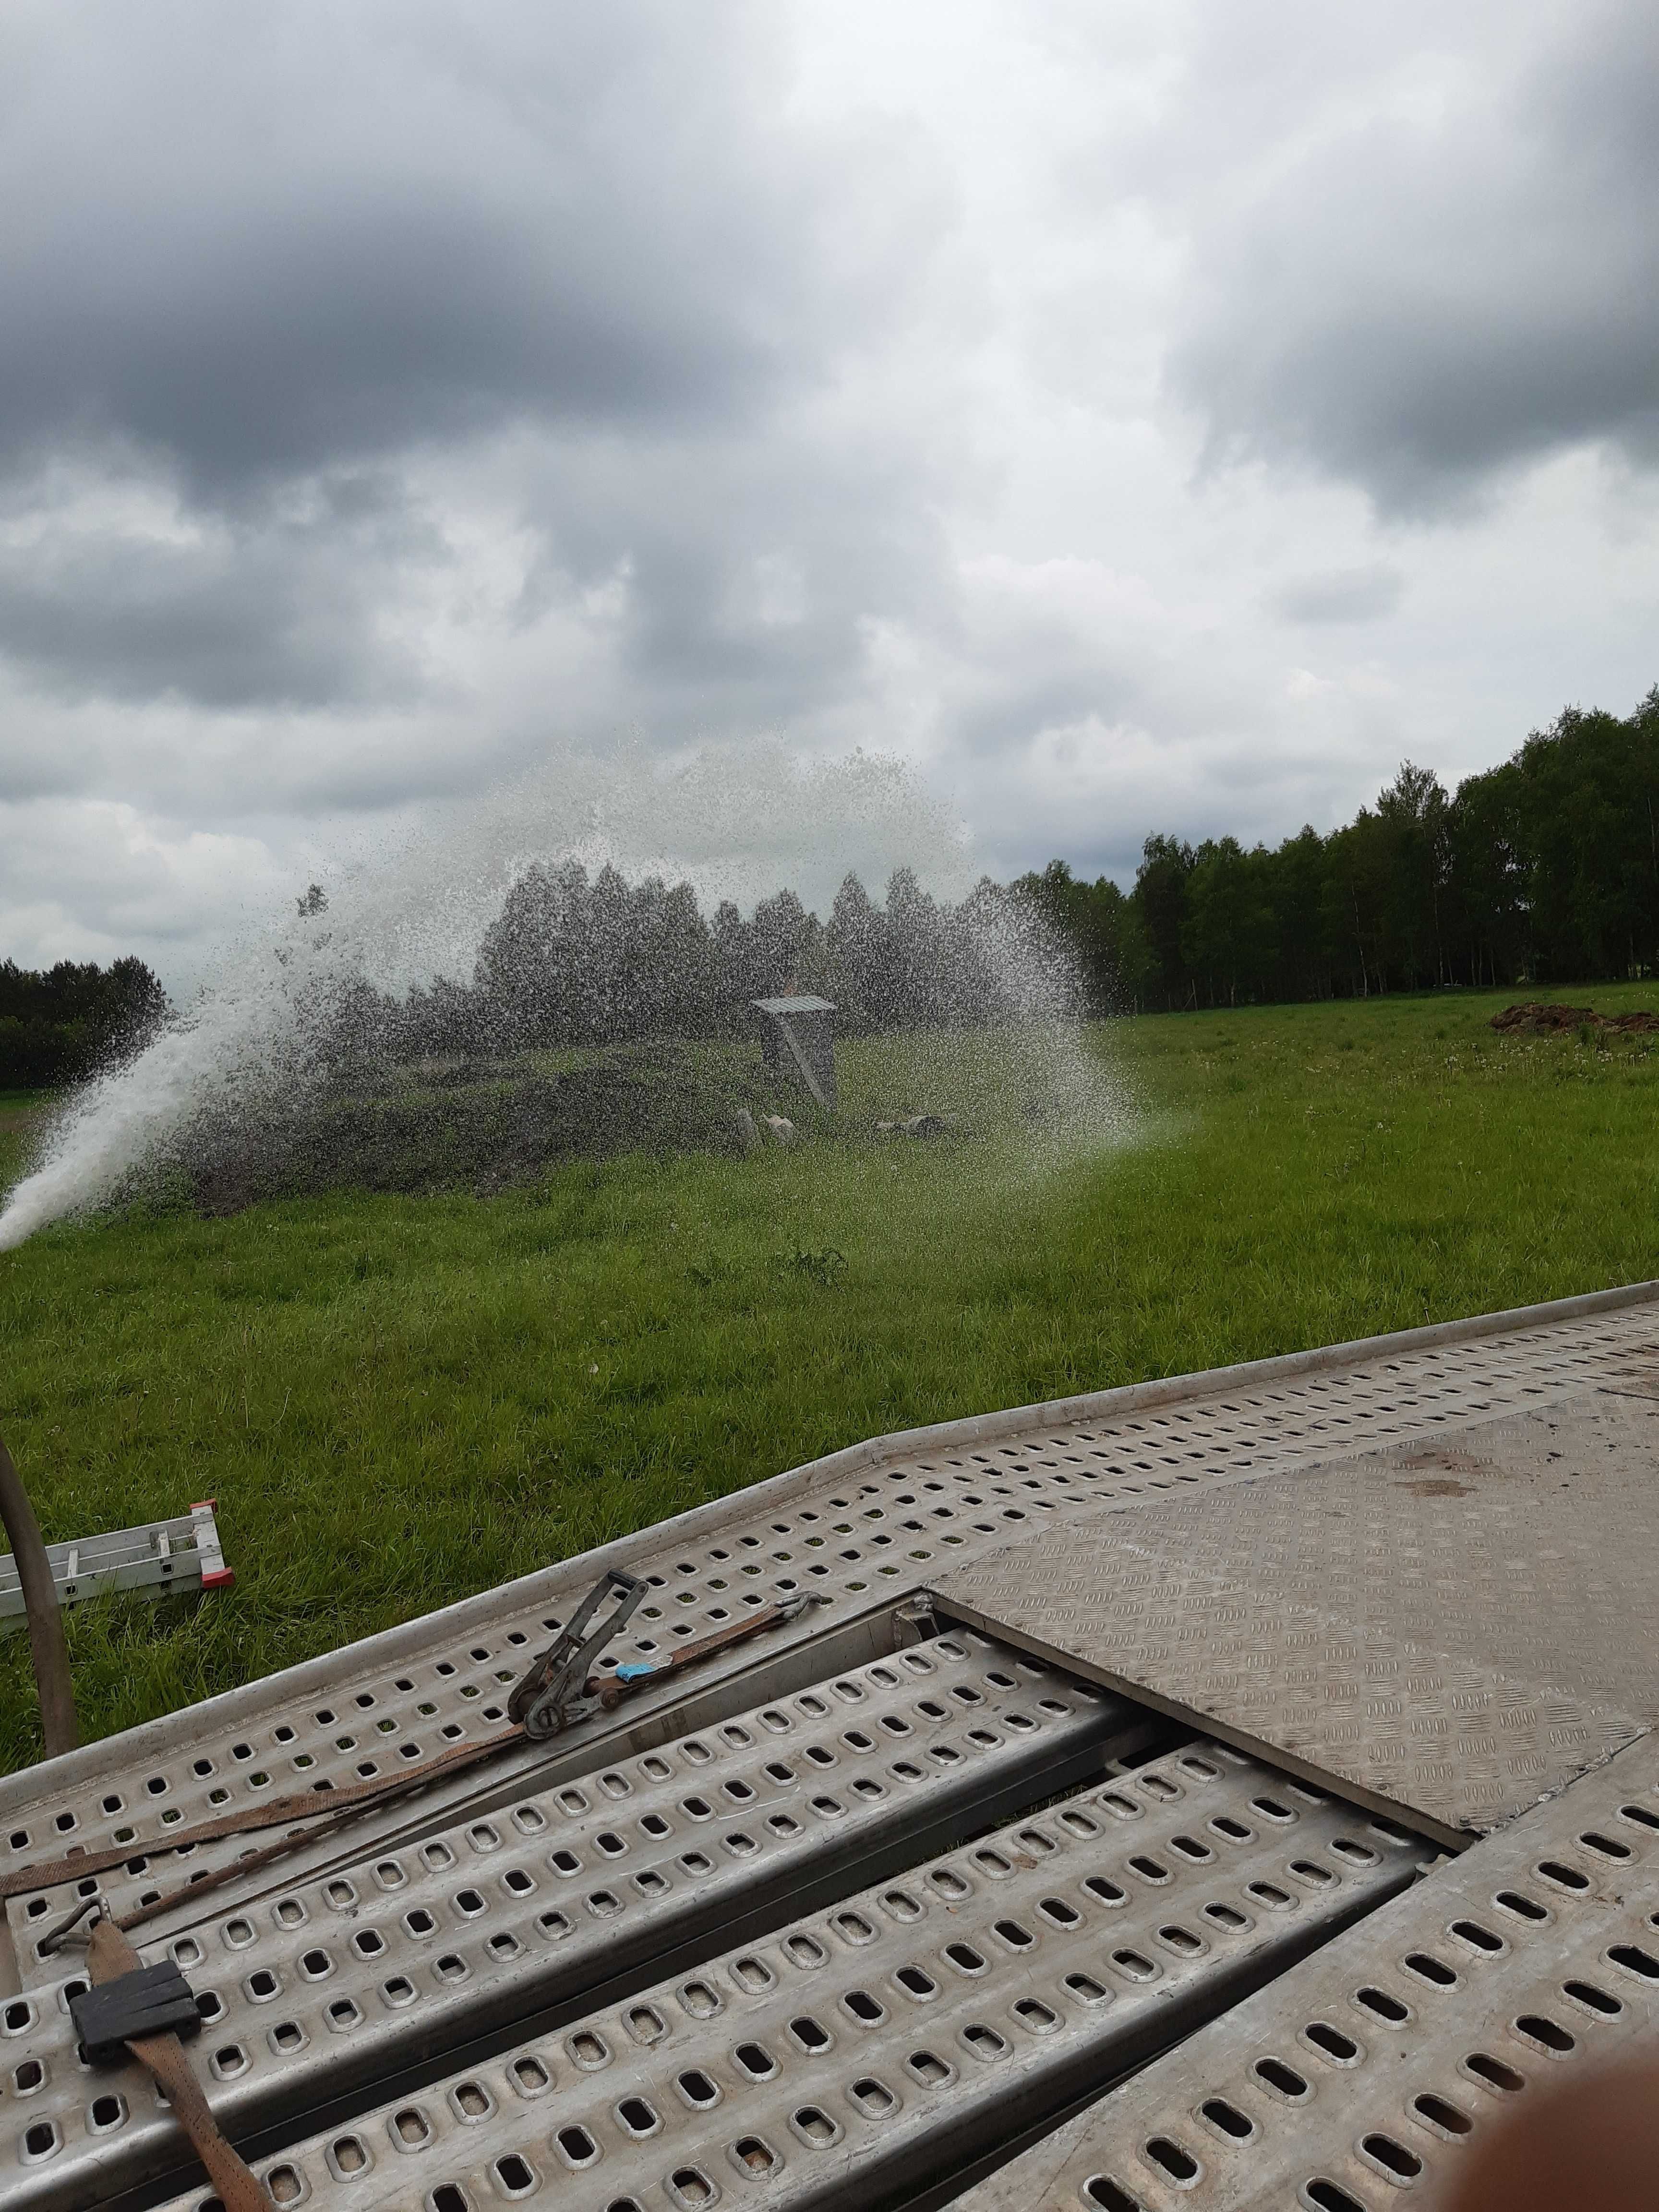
{"left": 144, "top": 1737, "right": 1427, "bottom": 2212}
{"left": 949, "top": 1730, "right": 1659, "bottom": 2212}
{"left": 0, "top": 1504, "right": 231, "bottom": 1634}
{"left": 2, "top": 1635, "right": 1144, "bottom": 2212}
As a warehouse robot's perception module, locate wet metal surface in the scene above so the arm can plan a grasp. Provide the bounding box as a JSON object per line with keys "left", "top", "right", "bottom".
{"left": 935, "top": 1373, "right": 1659, "bottom": 1836}
{"left": 935, "top": 1530, "right": 1644, "bottom": 1842}
{"left": 6, "top": 1295, "right": 1654, "bottom": 1933}
{"left": 7, "top": 1287, "right": 1659, "bottom": 2209}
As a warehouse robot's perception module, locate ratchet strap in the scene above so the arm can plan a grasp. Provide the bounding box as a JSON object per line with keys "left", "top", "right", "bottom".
{"left": 599, "top": 1592, "right": 828, "bottom": 1702}
{"left": 0, "top": 1723, "right": 524, "bottom": 1904}
{"left": 8, "top": 1577, "right": 830, "bottom": 1914}
{"left": 80, "top": 1914, "right": 266, "bottom": 2212}
{"left": 507, "top": 1569, "right": 648, "bottom": 1739}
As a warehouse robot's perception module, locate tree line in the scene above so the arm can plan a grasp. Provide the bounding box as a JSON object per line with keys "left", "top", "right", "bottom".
{"left": 1017, "top": 688, "right": 1659, "bottom": 1011}
{"left": 4, "top": 871, "right": 1054, "bottom": 1088}
{"left": 361, "top": 862, "right": 1058, "bottom": 1061}
{"left": 0, "top": 958, "right": 168, "bottom": 1089}
{"left": 7, "top": 687, "right": 1655, "bottom": 1086}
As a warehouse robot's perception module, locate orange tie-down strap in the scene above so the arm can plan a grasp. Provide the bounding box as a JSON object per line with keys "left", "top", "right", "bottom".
{"left": 84, "top": 1915, "right": 268, "bottom": 2212}
{"left": 8, "top": 1590, "right": 827, "bottom": 1917}
{"left": 1, "top": 1724, "right": 525, "bottom": 1907}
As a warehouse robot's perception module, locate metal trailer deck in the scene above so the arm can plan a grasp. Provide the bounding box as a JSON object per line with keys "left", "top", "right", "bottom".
{"left": 2, "top": 1277, "right": 1658, "bottom": 2209}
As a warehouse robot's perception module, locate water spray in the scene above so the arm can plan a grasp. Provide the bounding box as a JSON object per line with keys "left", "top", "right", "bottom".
{"left": 0, "top": 742, "right": 1122, "bottom": 1245}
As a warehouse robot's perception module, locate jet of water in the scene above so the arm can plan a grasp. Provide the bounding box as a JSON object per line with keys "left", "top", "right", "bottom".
{"left": 0, "top": 739, "right": 1119, "bottom": 1247}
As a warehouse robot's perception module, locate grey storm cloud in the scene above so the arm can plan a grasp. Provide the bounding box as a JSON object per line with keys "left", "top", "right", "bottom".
{"left": 1169, "top": 2, "right": 1659, "bottom": 509}
{"left": 0, "top": 0, "right": 946, "bottom": 719}
{"left": 514, "top": 428, "right": 955, "bottom": 723}
{"left": 0, "top": 471, "right": 445, "bottom": 709}
{"left": 954, "top": 669, "right": 1140, "bottom": 766}
{"left": 0, "top": 4, "right": 880, "bottom": 493}
{"left": 4, "top": 1, "right": 1659, "bottom": 984}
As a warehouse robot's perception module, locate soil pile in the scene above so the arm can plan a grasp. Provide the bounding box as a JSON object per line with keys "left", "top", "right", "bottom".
{"left": 176, "top": 1043, "right": 781, "bottom": 1214}
{"left": 1491, "top": 1002, "right": 1659, "bottom": 1035}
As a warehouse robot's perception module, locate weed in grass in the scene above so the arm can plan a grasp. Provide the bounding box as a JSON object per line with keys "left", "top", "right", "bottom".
{"left": 773, "top": 1246, "right": 849, "bottom": 1286}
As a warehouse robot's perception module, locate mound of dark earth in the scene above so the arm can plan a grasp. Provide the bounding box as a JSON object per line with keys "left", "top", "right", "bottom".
{"left": 1491, "top": 1001, "right": 1659, "bottom": 1035}
{"left": 180, "top": 1043, "right": 778, "bottom": 1213}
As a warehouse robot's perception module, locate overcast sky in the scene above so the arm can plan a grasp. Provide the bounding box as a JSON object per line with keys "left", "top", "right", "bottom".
{"left": 3, "top": 0, "right": 1657, "bottom": 984}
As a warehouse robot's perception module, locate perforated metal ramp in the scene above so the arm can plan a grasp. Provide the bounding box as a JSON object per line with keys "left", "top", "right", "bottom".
{"left": 4, "top": 1281, "right": 1659, "bottom": 2212}
{"left": 144, "top": 1740, "right": 1424, "bottom": 2212}
{"left": 2, "top": 1635, "right": 1140, "bottom": 2211}
{"left": 948, "top": 1731, "right": 1659, "bottom": 2211}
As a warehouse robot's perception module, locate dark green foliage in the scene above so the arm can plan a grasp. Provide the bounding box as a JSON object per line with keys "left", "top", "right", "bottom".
{"left": 773, "top": 1245, "right": 848, "bottom": 1285}
{"left": 380, "top": 861, "right": 1051, "bottom": 1060}
{"left": 0, "top": 958, "right": 168, "bottom": 1088}
{"left": 1012, "top": 861, "right": 1145, "bottom": 1016}
{"left": 1025, "top": 686, "right": 1659, "bottom": 1010}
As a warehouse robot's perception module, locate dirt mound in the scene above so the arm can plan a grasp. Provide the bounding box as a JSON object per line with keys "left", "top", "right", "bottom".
{"left": 1491, "top": 1001, "right": 1659, "bottom": 1035}
{"left": 169, "top": 1042, "right": 782, "bottom": 1214}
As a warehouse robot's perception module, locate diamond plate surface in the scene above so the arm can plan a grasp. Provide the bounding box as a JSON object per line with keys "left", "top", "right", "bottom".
{"left": 144, "top": 1740, "right": 1423, "bottom": 2212}
{"left": 1067, "top": 1388, "right": 1659, "bottom": 1717}
{"left": 937, "top": 1537, "right": 1642, "bottom": 1841}
{"left": 933, "top": 1380, "right": 1659, "bottom": 1837}
{"left": 950, "top": 1731, "right": 1659, "bottom": 2212}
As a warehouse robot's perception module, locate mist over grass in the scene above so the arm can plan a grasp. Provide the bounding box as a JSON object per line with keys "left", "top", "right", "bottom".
{"left": 2, "top": 988, "right": 1658, "bottom": 1766}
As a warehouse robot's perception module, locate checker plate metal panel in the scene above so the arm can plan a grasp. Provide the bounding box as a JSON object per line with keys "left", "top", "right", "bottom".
{"left": 951, "top": 1732, "right": 1659, "bottom": 2211}
{"left": 144, "top": 1740, "right": 1423, "bottom": 2212}
{"left": 936, "top": 1539, "right": 1642, "bottom": 1842}
{"left": 1083, "top": 1389, "right": 1659, "bottom": 1716}
{"left": 2, "top": 1634, "right": 1134, "bottom": 2212}
{"left": 5, "top": 1301, "right": 1655, "bottom": 1924}
{"left": 934, "top": 1384, "right": 1659, "bottom": 1837}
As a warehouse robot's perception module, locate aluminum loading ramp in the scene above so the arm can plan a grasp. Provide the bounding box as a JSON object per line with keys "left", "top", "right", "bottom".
{"left": 1, "top": 1280, "right": 1658, "bottom": 2212}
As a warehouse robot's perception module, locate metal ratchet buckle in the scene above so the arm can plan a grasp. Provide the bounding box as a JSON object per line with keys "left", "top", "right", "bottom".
{"left": 506, "top": 1568, "right": 649, "bottom": 1741}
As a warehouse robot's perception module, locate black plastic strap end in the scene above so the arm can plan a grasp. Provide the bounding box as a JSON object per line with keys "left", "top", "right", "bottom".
{"left": 69, "top": 1963, "right": 204, "bottom": 2064}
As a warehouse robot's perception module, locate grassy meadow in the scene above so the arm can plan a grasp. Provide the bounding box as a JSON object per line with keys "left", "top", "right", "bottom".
{"left": 2, "top": 986, "right": 1658, "bottom": 1767}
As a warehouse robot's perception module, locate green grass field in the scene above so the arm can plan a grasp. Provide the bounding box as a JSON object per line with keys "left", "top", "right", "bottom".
{"left": 2, "top": 986, "right": 1657, "bottom": 1769}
